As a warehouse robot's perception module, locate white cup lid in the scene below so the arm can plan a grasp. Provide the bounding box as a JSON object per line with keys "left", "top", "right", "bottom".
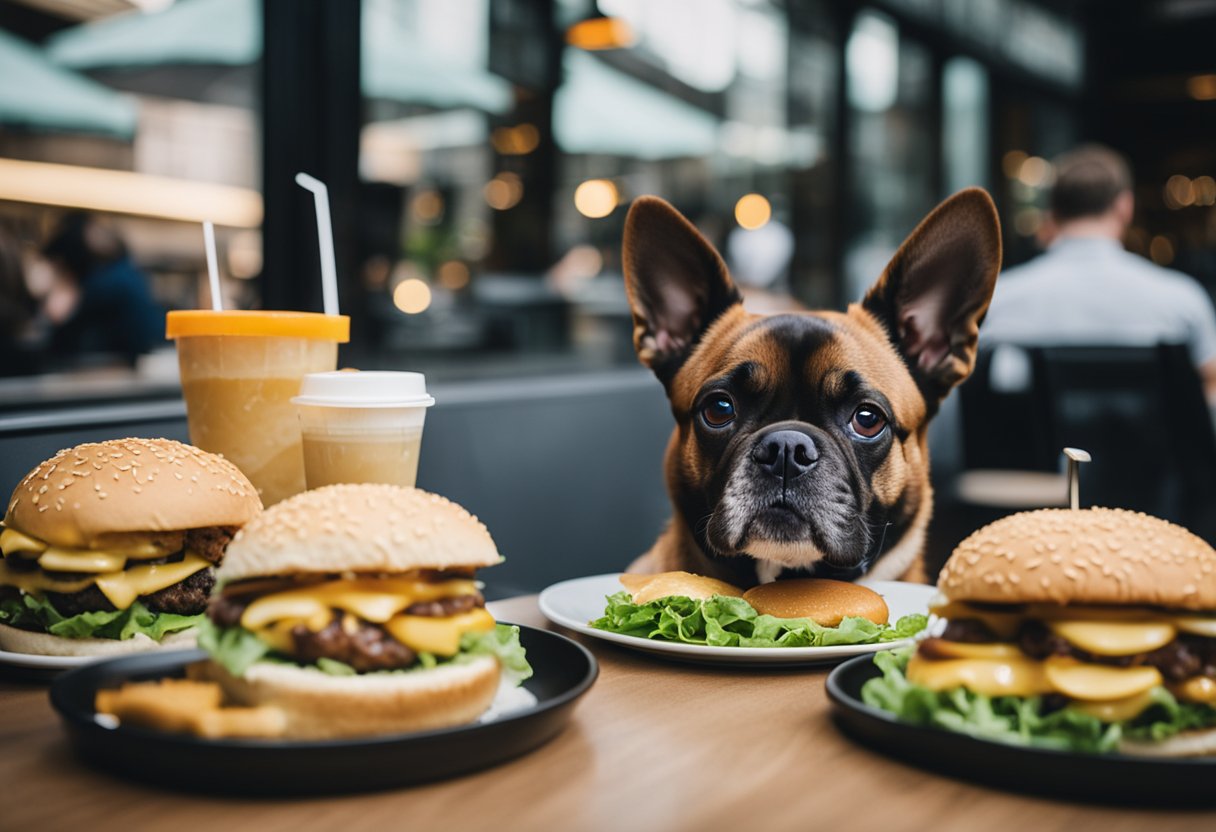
{"left": 292, "top": 371, "right": 435, "bottom": 408}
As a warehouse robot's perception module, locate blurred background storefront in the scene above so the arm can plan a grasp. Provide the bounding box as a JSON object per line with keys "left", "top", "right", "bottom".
{"left": 2, "top": 0, "right": 1214, "bottom": 377}
{"left": 1, "top": 0, "right": 1215, "bottom": 584}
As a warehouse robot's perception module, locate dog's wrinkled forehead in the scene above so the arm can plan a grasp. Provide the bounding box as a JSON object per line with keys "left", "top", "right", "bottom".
{"left": 672, "top": 309, "right": 926, "bottom": 428}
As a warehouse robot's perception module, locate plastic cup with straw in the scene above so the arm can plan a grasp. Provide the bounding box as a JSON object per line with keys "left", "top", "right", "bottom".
{"left": 166, "top": 197, "right": 350, "bottom": 505}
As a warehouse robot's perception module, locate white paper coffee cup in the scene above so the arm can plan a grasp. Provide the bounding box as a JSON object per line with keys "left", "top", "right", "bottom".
{"left": 293, "top": 371, "right": 436, "bottom": 489}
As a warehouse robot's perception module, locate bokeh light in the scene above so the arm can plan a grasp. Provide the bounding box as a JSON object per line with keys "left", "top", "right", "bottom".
{"left": 1164, "top": 175, "right": 1195, "bottom": 209}
{"left": 734, "top": 193, "right": 772, "bottom": 230}
{"left": 491, "top": 124, "right": 540, "bottom": 155}
{"left": 437, "top": 260, "right": 471, "bottom": 290}
{"left": 574, "top": 179, "right": 619, "bottom": 218}
{"left": 484, "top": 172, "right": 524, "bottom": 210}
{"left": 1002, "top": 150, "right": 1028, "bottom": 180}
{"left": 410, "top": 190, "right": 444, "bottom": 224}
{"left": 1017, "top": 156, "right": 1052, "bottom": 188}
{"left": 393, "top": 278, "right": 433, "bottom": 314}
{"left": 1187, "top": 74, "right": 1216, "bottom": 101}
{"left": 1193, "top": 176, "right": 1216, "bottom": 206}
{"left": 566, "top": 16, "right": 636, "bottom": 50}
{"left": 1149, "top": 235, "right": 1175, "bottom": 266}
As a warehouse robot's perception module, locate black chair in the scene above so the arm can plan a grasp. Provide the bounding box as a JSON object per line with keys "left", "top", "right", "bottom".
{"left": 958, "top": 343, "right": 1216, "bottom": 544}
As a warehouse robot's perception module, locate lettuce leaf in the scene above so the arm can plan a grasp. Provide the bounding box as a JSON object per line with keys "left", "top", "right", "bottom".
{"left": 590, "top": 591, "right": 927, "bottom": 648}
{"left": 0, "top": 592, "right": 200, "bottom": 641}
{"left": 463, "top": 623, "right": 533, "bottom": 685}
{"left": 197, "top": 617, "right": 271, "bottom": 675}
{"left": 199, "top": 618, "right": 533, "bottom": 683}
{"left": 861, "top": 647, "right": 1216, "bottom": 753}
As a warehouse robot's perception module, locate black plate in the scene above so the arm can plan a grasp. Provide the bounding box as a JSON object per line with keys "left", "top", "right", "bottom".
{"left": 50, "top": 623, "right": 597, "bottom": 795}
{"left": 827, "top": 653, "right": 1216, "bottom": 806}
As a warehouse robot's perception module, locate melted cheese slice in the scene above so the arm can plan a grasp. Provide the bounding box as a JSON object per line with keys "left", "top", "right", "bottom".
{"left": 620, "top": 571, "right": 744, "bottom": 605}
{"left": 0, "top": 526, "right": 48, "bottom": 556}
{"left": 1048, "top": 620, "right": 1177, "bottom": 656}
{"left": 1070, "top": 689, "right": 1157, "bottom": 722}
{"left": 2, "top": 526, "right": 179, "bottom": 572}
{"left": 93, "top": 554, "right": 211, "bottom": 609}
{"left": 38, "top": 548, "right": 127, "bottom": 574}
{"left": 918, "top": 639, "right": 1025, "bottom": 660}
{"left": 1173, "top": 616, "right": 1216, "bottom": 638}
{"left": 0, "top": 560, "right": 96, "bottom": 594}
{"left": 906, "top": 653, "right": 1055, "bottom": 697}
{"left": 0, "top": 553, "right": 210, "bottom": 609}
{"left": 256, "top": 617, "right": 329, "bottom": 653}
{"left": 1174, "top": 676, "right": 1216, "bottom": 704}
{"left": 911, "top": 644, "right": 1166, "bottom": 703}
{"left": 1042, "top": 658, "right": 1162, "bottom": 702}
{"left": 384, "top": 608, "right": 495, "bottom": 656}
{"left": 240, "top": 578, "right": 479, "bottom": 630}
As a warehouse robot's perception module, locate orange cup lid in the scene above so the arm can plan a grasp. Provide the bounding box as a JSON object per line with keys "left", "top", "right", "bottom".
{"left": 166, "top": 310, "right": 350, "bottom": 342}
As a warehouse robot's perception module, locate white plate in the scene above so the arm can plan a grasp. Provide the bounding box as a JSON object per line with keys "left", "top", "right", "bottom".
{"left": 538, "top": 573, "right": 936, "bottom": 666}
{"left": 0, "top": 648, "right": 89, "bottom": 672}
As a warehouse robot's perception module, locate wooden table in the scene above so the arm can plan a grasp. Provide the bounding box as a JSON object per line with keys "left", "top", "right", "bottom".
{"left": 2, "top": 596, "right": 1212, "bottom": 831}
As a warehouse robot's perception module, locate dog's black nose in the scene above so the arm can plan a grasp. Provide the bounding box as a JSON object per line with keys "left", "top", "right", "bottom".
{"left": 752, "top": 430, "right": 819, "bottom": 482}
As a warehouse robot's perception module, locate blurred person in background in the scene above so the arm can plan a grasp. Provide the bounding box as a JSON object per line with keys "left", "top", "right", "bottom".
{"left": 40, "top": 212, "right": 164, "bottom": 366}
{"left": 982, "top": 145, "right": 1216, "bottom": 403}
{"left": 0, "top": 228, "right": 41, "bottom": 376}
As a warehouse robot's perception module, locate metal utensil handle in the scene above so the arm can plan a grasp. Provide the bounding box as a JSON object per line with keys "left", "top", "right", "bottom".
{"left": 1063, "top": 447, "right": 1092, "bottom": 510}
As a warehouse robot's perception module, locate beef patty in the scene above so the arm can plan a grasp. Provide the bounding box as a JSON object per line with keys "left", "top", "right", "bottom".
{"left": 45, "top": 567, "right": 215, "bottom": 617}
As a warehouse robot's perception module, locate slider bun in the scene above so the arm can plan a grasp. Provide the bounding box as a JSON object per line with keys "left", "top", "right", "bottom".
{"left": 5, "top": 438, "right": 261, "bottom": 548}
{"left": 0, "top": 623, "right": 196, "bottom": 656}
{"left": 742, "top": 579, "right": 889, "bottom": 626}
{"left": 620, "top": 571, "right": 744, "bottom": 604}
{"left": 219, "top": 484, "right": 501, "bottom": 582}
{"left": 196, "top": 654, "right": 501, "bottom": 739}
{"left": 939, "top": 508, "right": 1216, "bottom": 610}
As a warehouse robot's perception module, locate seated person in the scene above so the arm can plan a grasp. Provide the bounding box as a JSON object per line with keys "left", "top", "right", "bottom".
{"left": 41, "top": 212, "right": 164, "bottom": 366}
{"left": 982, "top": 144, "right": 1216, "bottom": 404}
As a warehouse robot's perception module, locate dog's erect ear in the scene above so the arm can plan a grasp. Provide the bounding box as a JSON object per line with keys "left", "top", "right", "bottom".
{"left": 862, "top": 187, "right": 1002, "bottom": 407}
{"left": 623, "top": 196, "right": 742, "bottom": 386}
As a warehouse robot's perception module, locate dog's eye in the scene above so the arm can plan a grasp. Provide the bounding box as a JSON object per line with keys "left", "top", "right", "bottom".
{"left": 849, "top": 404, "right": 887, "bottom": 439}
{"left": 701, "top": 396, "right": 736, "bottom": 428}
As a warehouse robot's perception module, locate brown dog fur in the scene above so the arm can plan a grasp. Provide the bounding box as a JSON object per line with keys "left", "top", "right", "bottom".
{"left": 623, "top": 189, "right": 1002, "bottom": 586}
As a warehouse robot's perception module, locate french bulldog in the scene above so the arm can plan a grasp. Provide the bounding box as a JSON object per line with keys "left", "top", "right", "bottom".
{"left": 622, "top": 188, "right": 1002, "bottom": 585}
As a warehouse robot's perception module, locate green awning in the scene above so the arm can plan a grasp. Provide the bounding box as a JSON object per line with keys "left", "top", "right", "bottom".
{"left": 47, "top": 0, "right": 511, "bottom": 114}
{"left": 47, "top": 0, "right": 258, "bottom": 68}
{"left": 554, "top": 51, "right": 719, "bottom": 160}
{"left": 0, "top": 28, "right": 136, "bottom": 138}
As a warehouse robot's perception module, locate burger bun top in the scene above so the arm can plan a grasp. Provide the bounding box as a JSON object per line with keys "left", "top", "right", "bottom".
{"left": 939, "top": 507, "right": 1216, "bottom": 610}
{"left": 5, "top": 437, "right": 261, "bottom": 548}
{"left": 219, "top": 483, "right": 501, "bottom": 582}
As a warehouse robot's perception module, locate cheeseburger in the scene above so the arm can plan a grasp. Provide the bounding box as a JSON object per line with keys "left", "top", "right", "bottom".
{"left": 0, "top": 438, "right": 261, "bottom": 656}
{"left": 878, "top": 508, "right": 1216, "bottom": 756}
{"left": 198, "top": 483, "right": 530, "bottom": 739}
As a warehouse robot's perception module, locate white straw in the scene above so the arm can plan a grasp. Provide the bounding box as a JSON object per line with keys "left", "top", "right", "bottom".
{"left": 203, "top": 220, "right": 222, "bottom": 311}
{"left": 294, "top": 172, "right": 340, "bottom": 316}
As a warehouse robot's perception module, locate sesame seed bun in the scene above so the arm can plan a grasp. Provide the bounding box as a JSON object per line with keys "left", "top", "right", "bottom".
{"left": 218, "top": 484, "right": 501, "bottom": 582}
{"left": 5, "top": 438, "right": 262, "bottom": 547}
{"left": 742, "top": 578, "right": 889, "bottom": 626}
{"left": 939, "top": 508, "right": 1216, "bottom": 610}
{"left": 0, "top": 623, "right": 197, "bottom": 657}
{"left": 195, "top": 653, "right": 500, "bottom": 739}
